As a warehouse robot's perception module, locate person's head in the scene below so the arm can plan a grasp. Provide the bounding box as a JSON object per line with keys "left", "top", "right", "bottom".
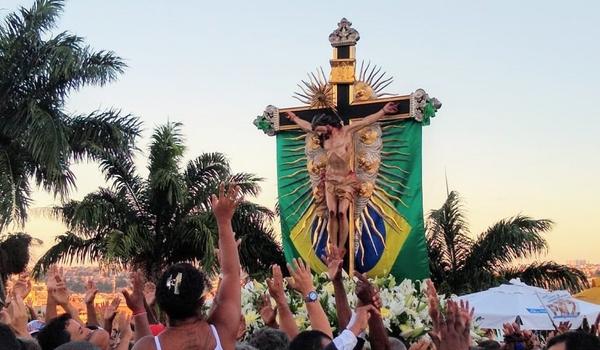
{"left": 36, "top": 314, "right": 92, "bottom": 350}
{"left": 289, "top": 330, "right": 332, "bottom": 350}
{"left": 388, "top": 337, "right": 407, "bottom": 350}
{"left": 54, "top": 342, "right": 99, "bottom": 350}
{"left": 547, "top": 331, "right": 600, "bottom": 350}
{"left": 156, "top": 263, "right": 208, "bottom": 323}
{"left": 17, "top": 338, "right": 42, "bottom": 350}
{"left": 235, "top": 343, "right": 258, "bottom": 350}
{"left": 246, "top": 328, "right": 289, "bottom": 350}
{"left": 311, "top": 113, "right": 342, "bottom": 137}
{"left": 477, "top": 340, "right": 501, "bottom": 350}
{"left": 0, "top": 323, "right": 20, "bottom": 350}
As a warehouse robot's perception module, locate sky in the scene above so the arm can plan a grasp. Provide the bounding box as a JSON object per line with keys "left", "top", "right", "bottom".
{"left": 3, "top": 0, "right": 599, "bottom": 264}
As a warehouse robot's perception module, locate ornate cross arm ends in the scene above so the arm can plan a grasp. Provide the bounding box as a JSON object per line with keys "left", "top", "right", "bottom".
{"left": 253, "top": 105, "right": 279, "bottom": 136}
{"left": 410, "top": 89, "right": 442, "bottom": 126}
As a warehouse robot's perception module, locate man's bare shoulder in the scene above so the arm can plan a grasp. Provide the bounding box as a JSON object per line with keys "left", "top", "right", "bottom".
{"left": 132, "top": 335, "right": 155, "bottom": 350}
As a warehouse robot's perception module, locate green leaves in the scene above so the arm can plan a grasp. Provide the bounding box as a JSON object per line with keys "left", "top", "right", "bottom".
{"left": 427, "top": 191, "right": 587, "bottom": 294}
{"left": 35, "top": 122, "right": 284, "bottom": 281}
{"left": 0, "top": 0, "right": 139, "bottom": 228}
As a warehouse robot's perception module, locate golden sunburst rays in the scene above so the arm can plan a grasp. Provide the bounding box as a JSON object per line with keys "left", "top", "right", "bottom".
{"left": 293, "top": 67, "right": 335, "bottom": 110}
{"left": 354, "top": 60, "right": 396, "bottom": 101}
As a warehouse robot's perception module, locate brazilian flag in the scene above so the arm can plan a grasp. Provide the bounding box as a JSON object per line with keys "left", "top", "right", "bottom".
{"left": 276, "top": 119, "right": 429, "bottom": 281}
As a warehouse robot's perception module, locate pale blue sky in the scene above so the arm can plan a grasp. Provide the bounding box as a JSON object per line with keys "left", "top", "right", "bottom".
{"left": 4, "top": 0, "right": 600, "bottom": 262}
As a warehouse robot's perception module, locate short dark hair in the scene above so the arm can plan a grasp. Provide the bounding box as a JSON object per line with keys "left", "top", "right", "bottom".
{"left": 17, "top": 338, "right": 42, "bottom": 350}
{"left": 55, "top": 342, "right": 99, "bottom": 350}
{"left": 311, "top": 113, "right": 342, "bottom": 130}
{"left": 0, "top": 323, "right": 21, "bottom": 350}
{"left": 156, "top": 263, "right": 208, "bottom": 321}
{"left": 289, "top": 330, "right": 332, "bottom": 350}
{"left": 547, "top": 331, "right": 600, "bottom": 350}
{"left": 36, "top": 314, "right": 72, "bottom": 350}
{"left": 477, "top": 340, "right": 501, "bottom": 350}
{"left": 246, "top": 328, "right": 289, "bottom": 350}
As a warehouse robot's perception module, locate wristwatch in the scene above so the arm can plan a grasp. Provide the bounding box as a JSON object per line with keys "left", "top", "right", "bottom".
{"left": 305, "top": 290, "right": 318, "bottom": 303}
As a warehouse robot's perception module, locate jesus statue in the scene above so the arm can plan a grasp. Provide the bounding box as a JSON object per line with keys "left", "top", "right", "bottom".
{"left": 286, "top": 102, "right": 399, "bottom": 250}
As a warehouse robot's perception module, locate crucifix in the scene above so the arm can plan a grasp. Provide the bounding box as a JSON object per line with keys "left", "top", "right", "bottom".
{"left": 254, "top": 18, "right": 441, "bottom": 277}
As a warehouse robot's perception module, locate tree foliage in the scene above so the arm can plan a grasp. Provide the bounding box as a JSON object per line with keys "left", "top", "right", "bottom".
{"left": 427, "top": 191, "right": 588, "bottom": 294}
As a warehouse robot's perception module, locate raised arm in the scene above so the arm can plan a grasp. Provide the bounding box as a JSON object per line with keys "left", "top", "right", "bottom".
{"left": 355, "top": 272, "right": 390, "bottom": 350}
{"left": 347, "top": 102, "right": 399, "bottom": 132}
{"left": 323, "top": 247, "right": 352, "bottom": 330}
{"left": 286, "top": 111, "right": 313, "bottom": 132}
{"left": 287, "top": 258, "right": 333, "bottom": 338}
{"left": 207, "top": 184, "right": 243, "bottom": 339}
{"left": 122, "top": 270, "right": 152, "bottom": 341}
{"left": 84, "top": 279, "right": 99, "bottom": 327}
{"left": 266, "top": 264, "right": 299, "bottom": 339}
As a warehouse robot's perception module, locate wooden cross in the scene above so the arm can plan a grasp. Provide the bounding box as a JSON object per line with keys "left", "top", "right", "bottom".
{"left": 259, "top": 18, "right": 440, "bottom": 275}
{"left": 276, "top": 18, "right": 412, "bottom": 130}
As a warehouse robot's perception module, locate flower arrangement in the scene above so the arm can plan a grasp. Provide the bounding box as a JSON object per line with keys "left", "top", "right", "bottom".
{"left": 208, "top": 273, "right": 462, "bottom": 341}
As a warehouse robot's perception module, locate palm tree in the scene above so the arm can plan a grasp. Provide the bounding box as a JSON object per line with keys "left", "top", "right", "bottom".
{"left": 0, "top": 0, "right": 141, "bottom": 229}
{"left": 34, "top": 123, "right": 285, "bottom": 281}
{"left": 427, "top": 191, "right": 588, "bottom": 295}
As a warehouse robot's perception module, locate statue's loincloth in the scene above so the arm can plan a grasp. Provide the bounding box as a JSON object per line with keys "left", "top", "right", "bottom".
{"left": 325, "top": 171, "right": 357, "bottom": 201}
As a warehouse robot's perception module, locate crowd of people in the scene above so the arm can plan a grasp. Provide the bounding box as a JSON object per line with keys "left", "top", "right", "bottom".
{"left": 1, "top": 185, "right": 600, "bottom": 350}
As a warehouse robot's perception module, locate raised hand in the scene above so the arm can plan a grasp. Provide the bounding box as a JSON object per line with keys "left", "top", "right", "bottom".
{"left": 354, "top": 271, "right": 379, "bottom": 307}
{"left": 266, "top": 265, "right": 285, "bottom": 302}
{"left": 382, "top": 102, "right": 398, "bottom": 115}
{"left": 348, "top": 304, "right": 379, "bottom": 336}
{"left": 438, "top": 300, "right": 471, "bottom": 350}
{"left": 104, "top": 296, "right": 121, "bottom": 321}
{"left": 425, "top": 279, "right": 442, "bottom": 348}
{"left": 143, "top": 282, "right": 156, "bottom": 306}
{"left": 11, "top": 276, "right": 31, "bottom": 300}
{"left": 323, "top": 246, "right": 344, "bottom": 281}
{"left": 211, "top": 183, "right": 243, "bottom": 224}
{"left": 456, "top": 300, "right": 475, "bottom": 337}
{"left": 556, "top": 321, "right": 572, "bottom": 334}
{"left": 84, "top": 279, "right": 99, "bottom": 305}
{"left": 51, "top": 280, "right": 70, "bottom": 306}
{"left": 259, "top": 293, "right": 278, "bottom": 327}
{"left": 122, "top": 270, "right": 146, "bottom": 314}
{"left": 409, "top": 339, "right": 432, "bottom": 350}
{"left": 7, "top": 295, "right": 29, "bottom": 337}
{"left": 286, "top": 258, "right": 315, "bottom": 296}
{"left": 45, "top": 265, "right": 60, "bottom": 291}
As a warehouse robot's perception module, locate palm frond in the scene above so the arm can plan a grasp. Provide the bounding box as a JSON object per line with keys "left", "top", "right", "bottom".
{"left": 183, "top": 152, "right": 230, "bottom": 212}
{"left": 166, "top": 213, "right": 216, "bottom": 270}
{"left": 148, "top": 122, "right": 185, "bottom": 209}
{"left": 68, "top": 110, "right": 141, "bottom": 162}
{"left": 426, "top": 191, "right": 472, "bottom": 273}
{"left": 500, "top": 261, "right": 589, "bottom": 293}
{"left": 0, "top": 149, "right": 32, "bottom": 229}
{"left": 465, "top": 216, "right": 551, "bottom": 272}
{"left": 32, "top": 232, "right": 107, "bottom": 279}
{"left": 0, "top": 0, "right": 133, "bottom": 225}
{"left": 55, "top": 188, "right": 137, "bottom": 237}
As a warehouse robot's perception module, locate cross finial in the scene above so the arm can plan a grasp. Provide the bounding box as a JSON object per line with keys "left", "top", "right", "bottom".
{"left": 329, "top": 18, "right": 360, "bottom": 47}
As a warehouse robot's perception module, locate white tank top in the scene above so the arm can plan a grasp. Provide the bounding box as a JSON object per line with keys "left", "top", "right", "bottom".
{"left": 153, "top": 324, "right": 223, "bottom": 350}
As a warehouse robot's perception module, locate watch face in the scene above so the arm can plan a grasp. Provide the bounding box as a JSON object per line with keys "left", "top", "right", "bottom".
{"left": 307, "top": 291, "right": 318, "bottom": 302}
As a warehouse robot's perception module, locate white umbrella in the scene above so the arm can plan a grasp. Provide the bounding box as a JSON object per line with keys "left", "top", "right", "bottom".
{"left": 456, "top": 279, "right": 600, "bottom": 330}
